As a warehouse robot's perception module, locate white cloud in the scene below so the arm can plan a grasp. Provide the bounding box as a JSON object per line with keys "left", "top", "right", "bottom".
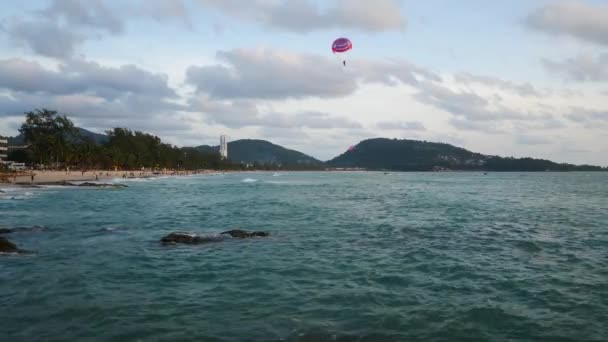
{"left": 186, "top": 48, "right": 358, "bottom": 100}
{"left": 2, "top": 17, "right": 85, "bottom": 58}
{"left": 185, "top": 47, "right": 440, "bottom": 101}
{"left": 447, "top": 118, "right": 504, "bottom": 134}
{"left": 132, "top": 0, "right": 191, "bottom": 25}
{"left": 376, "top": 121, "right": 426, "bottom": 131}
{"left": 515, "top": 134, "right": 553, "bottom": 146}
{"left": 526, "top": 1, "right": 608, "bottom": 46}
{"left": 414, "top": 80, "right": 520, "bottom": 122}
{"left": 566, "top": 107, "right": 608, "bottom": 125}
{"left": 197, "top": 0, "right": 406, "bottom": 33}
{"left": 45, "top": 0, "right": 124, "bottom": 34}
{"left": 454, "top": 72, "right": 544, "bottom": 97}
{"left": 0, "top": 58, "right": 176, "bottom": 99}
{"left": 0, "top": 56, "right": 184, "bottom": 139}
{"left": 1, "top": 0, "right": 193, "bottom": 59}
{"left": 188, "top": 94, "right": 361, "bottom": 129}
{"left": 542, "top": 53, "right": 608, "bottom": 82}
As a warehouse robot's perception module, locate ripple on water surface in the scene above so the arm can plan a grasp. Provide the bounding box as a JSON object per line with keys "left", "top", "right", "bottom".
{"left": 1, "top": 172, "right": 607, "bottom": 341}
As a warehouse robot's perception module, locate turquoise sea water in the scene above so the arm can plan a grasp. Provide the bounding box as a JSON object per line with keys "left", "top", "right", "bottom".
{"left": 1, "top": 172, "right": 607, "bottom": 341}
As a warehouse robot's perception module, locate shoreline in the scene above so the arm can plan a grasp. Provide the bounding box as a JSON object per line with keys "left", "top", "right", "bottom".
{"left": 4, "top": 169, "right": 599, "bottom": 186}
{"left": 0, "top": 169, "right": 229, "bottom": 185}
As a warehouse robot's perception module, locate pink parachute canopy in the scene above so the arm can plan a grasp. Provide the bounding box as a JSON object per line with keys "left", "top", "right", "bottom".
{"left": 332, "top": 38, "right": 352, "bottom": 53}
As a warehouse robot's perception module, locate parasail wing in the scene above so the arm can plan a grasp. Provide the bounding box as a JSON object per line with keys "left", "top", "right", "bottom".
{"left": 332, "top": 38, "right": 352, "bottom": 53}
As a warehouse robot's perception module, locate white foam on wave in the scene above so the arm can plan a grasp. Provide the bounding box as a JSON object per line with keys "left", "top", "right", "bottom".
{"left": 110, "top": 177, "right": 149, "bottom": 183}
{"left": 0, "top": 185, "right": 37, "bottom": 192}
{"left": 201, "top": 233, "right": 229, "bottom": 241}
{"left": 242, "top": 178, "right": 258, "bottom": 183}
{"left": 69, "top": 181, "right": 98, "bottom": 185}
{"left": 0, "top": 193, "right": 35, "bottom": 200}
{"left": 265, "top": 180, "right": 312, "bottom": 186}
{"left": 40, "top": 184, "right": 77, "bottom": 189}
{"left": 0, "top": 187, "right": 38, "bottom": 200}
{"left": 100, "top": 226, "right": 129, "bottom": 233}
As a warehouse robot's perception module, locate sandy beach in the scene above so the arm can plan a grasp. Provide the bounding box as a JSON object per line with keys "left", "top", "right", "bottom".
{"left": 0, "top": 169, "right": 220, "bottom": 185}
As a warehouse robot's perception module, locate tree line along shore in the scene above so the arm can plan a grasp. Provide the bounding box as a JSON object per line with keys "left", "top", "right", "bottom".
{"left": 1, "top": 109, "right": 247, "bottom": 176}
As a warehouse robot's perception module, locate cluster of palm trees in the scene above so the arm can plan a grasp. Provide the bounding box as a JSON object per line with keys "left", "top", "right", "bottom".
{"left": 15, "top": 109, "right": 237, "bottom": 170}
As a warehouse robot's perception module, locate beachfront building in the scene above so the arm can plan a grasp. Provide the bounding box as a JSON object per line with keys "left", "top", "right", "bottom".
{"left": 219, "top": 135, "right": 228, "bottom": 160}
{"left": 0, "top": 136, "right": 7, "bottom": 164}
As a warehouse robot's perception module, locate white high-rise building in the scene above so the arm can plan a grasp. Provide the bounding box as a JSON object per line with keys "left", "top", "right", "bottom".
{"left": 219, "top": 135, "right": 228, "bottom": 160}
{"left": 0, "top": 136, "right": 8, "bottom": 164}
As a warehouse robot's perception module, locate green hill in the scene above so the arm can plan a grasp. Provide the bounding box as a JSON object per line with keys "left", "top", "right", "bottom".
{"left": 8, "top": 127, "right": 108, "bottom": 145}
{"left": 196, "top": 139, "right": 322, "bottom": 168}
{"left": 327, "top": 138, "right": 605, "bottom": 172}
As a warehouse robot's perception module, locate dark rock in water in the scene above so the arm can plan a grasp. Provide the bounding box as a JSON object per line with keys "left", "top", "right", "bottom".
{"left": 161, "top": 232, "right": 200, "bottom": 244}
{"left": 161, "top": 230, "right": 269, "bottom": 245}
{"left": 221, "top": 229, "right": 269, "bottom": 238}
{"left": 0, "top": 237, "right": 30, "bottom": 254}
{"left": 12, "top": 184, "right": 43, "bottom": 188}
{"left": 0, "top": 237, "right": 18, "bottom": 252}
{"left": 47, "top": 181, "right": 127, "bottom": 188}
{"left": 0, "top": 225, "right": 47, "bottom": 234}
{"left": 160, "top": 232, "right": 227, "bottom": 245}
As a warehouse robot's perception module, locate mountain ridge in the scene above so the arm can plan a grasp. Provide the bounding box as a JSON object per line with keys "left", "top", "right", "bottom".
{"left": 7, "top": 127, "right": 108, "bottom": 145}
{"left": 196, "top": 139, "right": 322, "bottom": 168}
{"left": 6, "top": 127, "right": 606, "bottom": 171}
{"left": 327, "top": 138, "right": 605, "bottom": 171}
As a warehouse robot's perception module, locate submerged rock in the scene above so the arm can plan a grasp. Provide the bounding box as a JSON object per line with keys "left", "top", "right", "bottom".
{"left": 161, "top": 230, "right": 269, "bottom": 245}
{"left": 46, "top": 181, "right": 128, "bottom": 188}
{"left": 220, "top": 229, "right": 269, "bottom": 238}
{"left": 11, "top": 184, "right": 43, "bottom": 188}
{"left": 0, "top": 225, "right": 47, "bottom": 234}
{"left": 160, "top": 232, "right": 225, "bottom": 245}
{"left": 0, "top": 237, "right": 18, "bottom": 252}
{"left": 0, "top": 237, "right": 30, "bottom": 254}
{"left": 161, "top": 232, "right": 200, "bottom": 244}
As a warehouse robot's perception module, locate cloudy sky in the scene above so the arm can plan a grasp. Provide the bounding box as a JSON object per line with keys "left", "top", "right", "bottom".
{"left": 0, "top": 0, "right": 607, "bottom": 164}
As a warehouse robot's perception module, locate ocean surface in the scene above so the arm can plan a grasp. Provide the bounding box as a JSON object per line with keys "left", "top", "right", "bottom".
{"left": 1, "top": 172, "right": 607, "bottom": 341}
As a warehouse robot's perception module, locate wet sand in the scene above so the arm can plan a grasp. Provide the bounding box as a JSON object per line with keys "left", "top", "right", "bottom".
{"left": 0, "top": 170, "right": 221, "bottom": 185}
